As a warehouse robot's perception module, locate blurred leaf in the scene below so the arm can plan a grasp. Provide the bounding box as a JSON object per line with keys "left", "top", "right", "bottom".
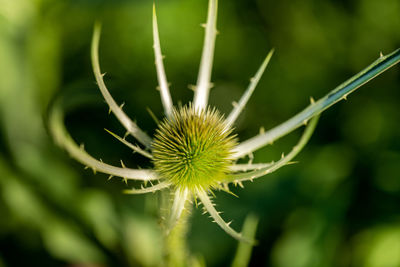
{"left": 42, "top": 218, "right": 105, "bottom": 264}
{"left": 79, "top": 190, "right": 119, "bottom": 250}
{"left": 352, "top": 225, "right": 400, "bottom": 267}
{"left": 122, "top": 213, "right": 162, "bottom": 267}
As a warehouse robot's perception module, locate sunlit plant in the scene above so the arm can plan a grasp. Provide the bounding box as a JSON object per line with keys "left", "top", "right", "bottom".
{"left": 49, "top": 0, "right": 400, "bottom": 251}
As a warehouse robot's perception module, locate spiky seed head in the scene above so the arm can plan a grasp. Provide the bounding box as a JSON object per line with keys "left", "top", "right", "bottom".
{"left": 152, "top": 105, "right": 237, "bottom": 190}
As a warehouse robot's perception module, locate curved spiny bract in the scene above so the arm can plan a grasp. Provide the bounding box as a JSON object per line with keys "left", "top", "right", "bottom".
{"left": 92, "top": 23, "right": 153, "bottom": 148}
{"left": 196, "top": 189, "right": 255, "bottom": 244}
{"left": 227, "top": 115, "right": 319, "bottom": 184}
{"left": 124, "top": 181, "right": 171, "bottom": 194}
{"left": 49, "top": 104, "right": 159, "bottom": 181}
{"left": 229, "top": 163, "right": 274, "bottom": 172}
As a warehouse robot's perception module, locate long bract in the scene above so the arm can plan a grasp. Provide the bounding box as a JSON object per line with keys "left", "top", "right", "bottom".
{"left": 91, "top": 23, "right": 153, "bottom": 148}
{"left": 193, "top": 0, "right": 218, "bottom": 111}
{"left": 227, "top": 115, "right": 319, "bottom": 183}
{"left": 124, "top": 181, "right": 171, "bottom": 194}
{"left": 168, "top": 188, "right": 189, "bottom": 230}
{"left": 105, "top": 129, "right": 153, "bottom": 159}
{"left": 49, "top": 105, "right": 158, "bottom": 181}
{"left": 197, "top": 188, "right": 254, "bottom": 244}
{"left": 153, "top": 5, "right": 174, "bottom": 118}
{"left": 233, "top": 49, "right": 400, "bottom": 158}
{"left": 226, "top": 49, "right": 274, "bottom": 128}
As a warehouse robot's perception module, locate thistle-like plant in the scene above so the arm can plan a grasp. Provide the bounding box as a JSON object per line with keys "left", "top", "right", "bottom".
{"left": 49, "top": 0, "right": 400, "bottom": 244}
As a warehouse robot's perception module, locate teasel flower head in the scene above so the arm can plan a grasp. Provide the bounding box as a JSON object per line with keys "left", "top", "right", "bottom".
{"left": 49, "top": 0, "right": 400, "bottom": 243}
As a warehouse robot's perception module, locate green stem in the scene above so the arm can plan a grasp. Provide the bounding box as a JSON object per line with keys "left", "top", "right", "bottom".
{"left": 231, "top": 214, "right": 259, "bottom": 267}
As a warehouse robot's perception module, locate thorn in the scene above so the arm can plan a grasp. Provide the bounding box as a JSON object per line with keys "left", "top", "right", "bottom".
{"left": 91, "top": 168, "right": 97, "bottom": 174}
{"left": 188, "top": 84, "right": 196, "bottom": 91}
{"left": 122, "top": 177, "right": 128, "bottom": 184}
{"left": 119, "top": 102, "right": 125, "bottom": 109}
{"left": 162, "top": 55, "right": 166, "bottom": 60}
{"left": 310, "top": 96, "right": 315, "bottom": 104}
{"left": 259, "top": 127, "right": 265, "bottom": 134}
{"left": 248, "top": 153, "right": 254, "bottom": 165}
{"left": 108, "top": 107, "right": 112, "bottom": 114}
{"left": 232, "top": 101, "right": 238, "bottom": 108}
{"left": 156, "top": 86, "right": 160, "bottom": 91}
{"left": 146, "top": 107, "right": 159, "bottom": 124}
{"left": 281, "top": 153, "right": 285, "bottom": 159}
{"left": 84, "top": 166, "right": 89, "bottom": 170}
{"left": 101, "top": 72, "right": 106, "bottom": 77}
{"left": 200, "top": 23, "right": 206, "bottom": 28}
{"left": 80, "top": 143, "right": 85, "bottom": 150}
{"left": 238, "top": 182, "right": 244, "bottom": 188}
{"left": 223, "top": 183, "right": 229, "bottom": 191}
{"left": 303, "top": 119, "right": 308, "bottom": 125}
{"left": 226, "top": 190, "right": 239, "bottom": 198}
{"left": 120, "top": 160, "right": 126, "bottom": 168}
{"left": 227, "top": 221, "right": 232, "bottom": 226}
{"left": 380, "top": 51, "right": 384, "bottom": 58}
{"left": 343, "top": 94, "right": 348, "bottom": 101}
{"left": 123, "top": 131, "right": 129, "bottom": 139}
{"left": 108, "top": 175, "right": 114, "bottom": 180}
{"left": 250, "top": 77, "right": 256, "bottom": 82}
{"left": 210, "top": 190, "right": 216, "bottom": 198}
{"left": 209, "top": 82, "right": 214, "bottom": 89}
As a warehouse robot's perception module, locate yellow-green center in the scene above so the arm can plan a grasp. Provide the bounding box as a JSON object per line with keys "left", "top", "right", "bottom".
{"left": 152, "top": 106, "right": 236, "bottom": 190}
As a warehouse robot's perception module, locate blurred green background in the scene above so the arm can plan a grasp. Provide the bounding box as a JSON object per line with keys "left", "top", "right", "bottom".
{"left": 0, "top": 0, "right": 400, "bottom": 266}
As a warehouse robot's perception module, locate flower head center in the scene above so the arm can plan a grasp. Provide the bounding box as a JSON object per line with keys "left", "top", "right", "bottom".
{"left": 152, "top": 105, "right": 236, "bottom": 190}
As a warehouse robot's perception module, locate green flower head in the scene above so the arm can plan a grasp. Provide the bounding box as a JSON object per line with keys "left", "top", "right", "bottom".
{"left": 153, "top": 105, "right": 237, "bottom": 191}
